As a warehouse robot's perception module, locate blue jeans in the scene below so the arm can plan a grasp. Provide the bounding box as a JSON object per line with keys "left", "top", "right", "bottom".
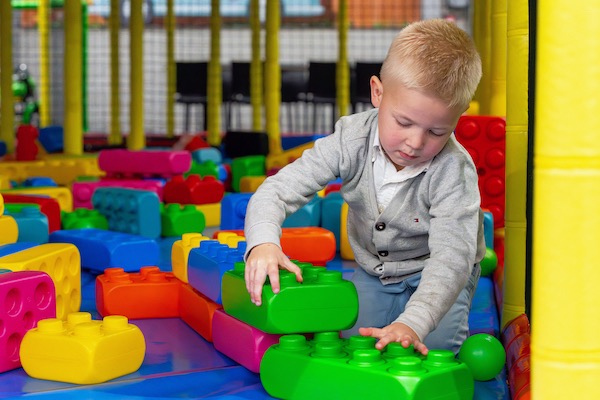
{"left": 342, "top": 264, "right": 480, "bottom": 355}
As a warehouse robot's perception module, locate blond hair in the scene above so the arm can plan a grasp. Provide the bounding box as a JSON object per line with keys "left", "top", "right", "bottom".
{"left": 380, "top": 19, "right": 482, "bottom": 109}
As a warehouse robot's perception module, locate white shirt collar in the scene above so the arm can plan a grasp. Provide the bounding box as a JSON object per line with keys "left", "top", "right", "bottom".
{"left": 372, "top": 127, "right": 432, "bottom": 177}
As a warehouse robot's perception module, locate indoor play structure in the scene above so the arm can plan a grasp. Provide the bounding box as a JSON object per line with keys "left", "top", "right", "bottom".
{"left": 0, "top": 0, "right": 597, "bottom": 399}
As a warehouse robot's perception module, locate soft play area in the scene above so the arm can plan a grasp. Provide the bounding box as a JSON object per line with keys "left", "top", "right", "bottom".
{"left": 0, "top": 0, "right": 597, "bottom": 399}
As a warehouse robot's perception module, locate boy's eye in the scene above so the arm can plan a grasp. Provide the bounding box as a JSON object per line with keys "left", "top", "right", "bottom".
{"left": 429, "top": 129, "right": 446, "bottom": 137}
{"left": 397, "top": 121, "right": 411, "bottom": 127}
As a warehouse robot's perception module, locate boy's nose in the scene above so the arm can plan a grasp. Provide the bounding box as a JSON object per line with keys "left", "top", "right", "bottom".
{"left": 407, "top": 130, "right": 426, "bottom": 150}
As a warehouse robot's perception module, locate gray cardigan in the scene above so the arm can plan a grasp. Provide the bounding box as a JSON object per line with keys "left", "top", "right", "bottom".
{"left": 244, "top": 108, "right": 486, "bottom": 340}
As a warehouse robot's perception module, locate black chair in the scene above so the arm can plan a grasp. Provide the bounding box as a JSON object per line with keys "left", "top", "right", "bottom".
{"left": 306, "top": 61, "right": 338, "bottom": 132}
{"left": 281, "top": 66, "right": 308, "bottom": 133}
{"left": 352, "top": 61, "right": 382, "bottom": 112}
{"left": 175, "top": 62, "right": 208, "bottom": 132}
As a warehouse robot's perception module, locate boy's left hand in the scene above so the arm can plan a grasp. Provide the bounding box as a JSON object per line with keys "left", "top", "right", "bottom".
{"left": 359, "top": 322, "right": 429, "bottom": 355}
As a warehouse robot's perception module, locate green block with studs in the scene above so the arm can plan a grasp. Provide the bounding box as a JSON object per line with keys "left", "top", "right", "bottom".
{"left": 221, "top": 262, "right": 358, "bottom": 334}
{"left": 261, "top": 333, "right": 474, "bottom": 400}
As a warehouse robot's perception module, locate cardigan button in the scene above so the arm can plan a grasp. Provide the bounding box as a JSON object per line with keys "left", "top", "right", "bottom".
{"left": 375, "top": 222, "right": 386, "bottom": 231}
{"left": 378, "top": 250, "right": 388, "bottom": 257}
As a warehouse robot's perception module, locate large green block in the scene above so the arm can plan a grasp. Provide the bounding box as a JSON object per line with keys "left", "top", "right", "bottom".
{"left": 221, "top": 263, "right": 358, "bottom": 334}
{"left": 261, "top": 333, "right": 474, "bottom": 399}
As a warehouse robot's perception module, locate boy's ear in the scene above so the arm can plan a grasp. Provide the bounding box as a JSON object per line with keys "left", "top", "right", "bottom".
{"left": 370, "top": 76, "right": 383, "bottom": 108}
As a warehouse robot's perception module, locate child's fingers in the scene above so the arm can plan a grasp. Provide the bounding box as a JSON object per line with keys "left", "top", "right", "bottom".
{"left": 282, "top": 258, "right": 304, "bottom": 283}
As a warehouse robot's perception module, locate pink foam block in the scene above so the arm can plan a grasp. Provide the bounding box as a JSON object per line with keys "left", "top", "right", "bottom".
{"left": 0, "top": 271, "right": 56, "bottom": 373}
{"left": 98, "top": 149, "right": 192, "bottom": 178}
{"left": 72, "top": 179, "right": 164, "bottom": 209}
{"left": 212, "top": 309, "right": 281, "bottom": 373}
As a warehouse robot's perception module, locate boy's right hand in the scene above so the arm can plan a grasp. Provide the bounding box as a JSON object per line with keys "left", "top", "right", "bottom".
{"left": 244, "top": 243, "right": 303, "bottom": 306}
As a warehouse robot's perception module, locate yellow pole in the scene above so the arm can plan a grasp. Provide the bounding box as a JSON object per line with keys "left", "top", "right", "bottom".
{"left": 206, "top": 0, "right": 222, "bottom": 145}
{"left": 166, "top": 0, "right": 175, "bottom": 137}
{"left": 249, "top": 0, "right": 263, "bottom": 131}
{"left": 64, "top": 0, "right": 83, "bottom": 155}
{"left": 336, "top": 0, "right": 349, "bottom": 118}
{"left": 265, "top": 0, "right": 281, "bottom": 154}
{"left": 533, "top": 1, "right": 600, "bottom": 398}
{"left": 490, "top": 0, "right": 507, "bottom": 116}
{"left": 108, "top": 0, "right": 122, "bottom": 145}
{"left": 128, "top": 0, "right": 145, "bottom": 150}
{"left": 502, "top": 0, "right": 528, "bottom": 328}
{"left": 472, "top": 0, "right": 492, "bottom": 115}
{"left": 38, "top": 0, "right": 51, "bottom": 127}
{"left": 0, "top": 0, "right": 14, "bottom": 153}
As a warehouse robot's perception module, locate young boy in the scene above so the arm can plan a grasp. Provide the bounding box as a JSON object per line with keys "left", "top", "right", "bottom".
{"left": 243, "top": 19, "right": 486, "bottom": 355}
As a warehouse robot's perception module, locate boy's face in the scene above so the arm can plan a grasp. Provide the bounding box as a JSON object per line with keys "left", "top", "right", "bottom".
{"left": 370, "top": 76, "right": 465, "bottom": 171}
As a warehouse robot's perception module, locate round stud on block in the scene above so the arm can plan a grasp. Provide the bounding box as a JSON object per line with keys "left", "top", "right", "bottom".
{"left": 480, "top": 248, "right": 498, "bottom": 277}
{"left": 458, "top": 333, "right": 506, "bottom": 381}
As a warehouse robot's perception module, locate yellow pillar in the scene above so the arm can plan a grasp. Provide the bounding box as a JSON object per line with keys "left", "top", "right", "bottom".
{"left": 249, "top": 0, "right": 263, "bottom": 131}
{"left": 39, "top": 0, "right": 51, "bottom": 127}
{"left": 128, "top": 0, "right": 145, "bottom": 150}
{"left": 0, "top": 0, "right": 14, "bottom": 153}
{"left": 532, "top": 1, "right": 600, "bottom": 398}
{"left": 166, "top": 0, "right": 175, "bottom": 138}
{"left": 336, "top": 0, "right": 349, "bottom": 119}
{"left": 502, "top": 0, "right": 528, "bottom": 328}
{"left": 265, "top": 0, "right": 282, "bottom": 154}
{"left": 206, "top": 0, "right": 222, "bottom": 145}
{"left": 108, "top": 0, "right": 122, "bottom": 145}
{"left": 490, "top": 0, "right": 507, "bottom": 116}
{"left": 472, "top": 0, "right": 492, "bottom": 115}
{"left": 64, "top": 0, "right": 83, "bottom": 155}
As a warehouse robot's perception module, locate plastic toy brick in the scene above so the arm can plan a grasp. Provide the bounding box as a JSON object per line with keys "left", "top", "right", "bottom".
{"left": 188, "top": 240, "right": 246, "bottom": 304}
{"left": 164, "top": 174, "right": 225, "bottom": 205}
{"left": 20, "top": 312, "right": 145, "bottom": 384}
{"left": 215, "top": 231, "right": 246, "bottom": 248}
{"left": 1, "top": 193, "right": 61, "bottom": 232}
{"left": 25, "top": 156, "right": 105, "bottom": 186}
{"left": 282, "top": 196, "right": 322, "bottom": 228}
{"left": 239, "top": 175, "right": 266, "bottom": 193}
{"left": 266, "top": 141, "right": 314, "bottom": 171}
{"left": 0, "top": 242, "right": 38, "bottom": 257}
{"left": 340, "top": 202, "right": 355, "bottom": 260}
{"left": 0, "top": 175, "right": 8, "bottom": 190}
{"left": 212, "top": 309, "right": 281, "bottom": 373}
{"left": 220, "top": 193, "right": 252, "bottom": 230}
{"left": 214, "top": 227, "right": 336, "bottom": 266}
{"left": 171, "top": 233, "right": 210, "bottom": 283}
{"left": 195, "top": 202, "right": 221, "bottom": 227}
{"left": 0, "top": 215, "right": 18, "bottom": 245}
{"left": 231, "top": 155, "right": 266, "bottom": 193}
{"left": 186, "top": 160, "right": 219, "bottom": 179}
{"left": 38, "top": 126, "right": 63, "bottom": 153}
{"left": 483, "top": 209, "right": 494, "bottom": 250}
{"left": 161, "top": 203, "right": 206, "bottom": 237}
{"left": 1, "top": 186, "right": 73, "bottom": 212}
{"left": 96, "top": 267, "right": 180, "bottom": 319}
{"left": 183, "top": 135, "right": 210, "bottom": 152}
{"left": 49, "top": 228, "right": 159, "bottom": 272}
{"left": 222, "top": 262, "right": 358, "bottom": 334}
{"left": 325, "top": 181, "right": 343, "bottom": 195}
{"left": 454, "top": 116, "right": 506, "bottom": 228}
{"left": 15, "top": 125, "right": 39, "bottom": 161}
{"left": 260, "top": 333, "right": 474, "bottom": 399}
{"left": 62, "top": 208, "right": 109, "bottom": 230}
{"left": 0, "top": 160, "right": 45, "bottom": 183}
{"left": 191, "top": 147, "right": 223, "bottom": 165}
{"left": 321, "top": 191, "right": 343, "bottom": 250}
{"left": 22, "top": 177, "right": 57, "bottom": 187}
{"left": 98, "top": 149, "right": 192, "bottom": 178}
{"left": 0, "top": 140, "right": 6, "bottom": 157}
{"left": 0, "top": 193, "right": 3, "bottom": 214}
{"left": 178, "top": 281, "right": 222, "bottom": 342}
{"left": 3, "top": 205, "right": 49, "bottom": 244}
{"left": 0, "top": 243, "right": 81, "bottom": 320}
{"left": 92, "top": 187, "right": 161, "bottom": 239}
{"left": 72, "top": 178, "right": 164, "bottom": 209}
{"left": 467, "top": 277, "right": 499, "bottom": 337}
{"left": 0, "top": 271, "right": 56, "bottom": 373}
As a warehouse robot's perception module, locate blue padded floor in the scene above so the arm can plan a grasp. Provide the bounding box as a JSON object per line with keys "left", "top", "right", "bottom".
{"left": 0, "top": 258, "right": 509, "bottom": 399}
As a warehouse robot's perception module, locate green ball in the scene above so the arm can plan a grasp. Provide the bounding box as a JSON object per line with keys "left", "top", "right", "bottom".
{"left": 480, "top": 248, "right": 498, "bottom": 277}
{"left": 458, "top": 333, "right": 506, "bottom": 381}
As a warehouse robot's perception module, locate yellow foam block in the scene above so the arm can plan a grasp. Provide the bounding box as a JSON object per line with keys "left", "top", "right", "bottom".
{"left": 1, "top": 186, "right": 73, "bottom": 212}
{"left": 0, "top": 215, "right": 18, "bottom": 245}
{"left": 31, "top": 155, "right": 104, "bottom": 186}
{"left": 0, "top": 176, "right": 9, "bottom": 190}
{"left": 0, "top": 243, "right": 81, "bottom": 319}
{"left": 171, "top": 233, "right": 210, "bottom": 283}
{"left": 239, "top": 175, "right": 266, "bottom": 193}
{"left": 0, "top": 193, "right": 3, "bottom": 215}
{"left": 266, "top": 142, "right": 314, "bottom": 171}
{"left": 340, "top": 202, "right": 355, "bottom": 261}
{"left": 216, "top": 231, "right": 246, "bottom": 248}
{"left": 0, "top": 161, "right": 44, "bottom": 182}
{"left": 20, "top": 312, "right": 145, "bottom": 384}
{"left": 195, "top": 202, "right": 221, "bottom": 227}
